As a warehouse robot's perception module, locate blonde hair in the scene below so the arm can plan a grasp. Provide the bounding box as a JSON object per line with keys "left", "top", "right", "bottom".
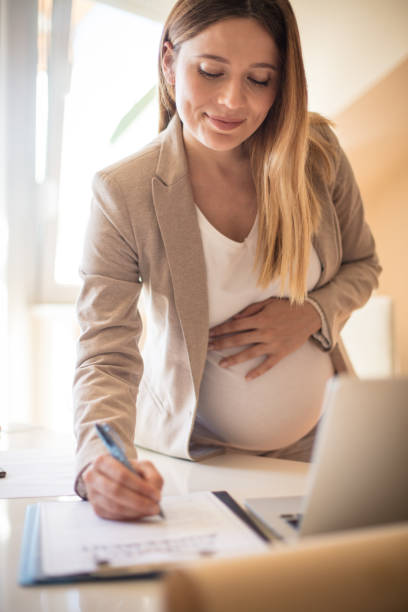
{"left": 158, "top": 0, "right": 336, "bottom": 303}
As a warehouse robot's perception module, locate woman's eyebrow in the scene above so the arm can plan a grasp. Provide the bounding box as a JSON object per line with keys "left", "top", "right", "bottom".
{"left": 195, "top": 54, "right": 278, "bottom": 71}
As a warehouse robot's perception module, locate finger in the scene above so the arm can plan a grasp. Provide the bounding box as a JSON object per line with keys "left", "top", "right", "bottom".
{"left": 209, "top": 330, "right": 261, "bottom": 351}
{"left": 130, "top": 460, "right": 164, "bottom": 492}
{"left": 209, "top": 316, "right": 259, "bottom": 338}
{"left": 232, "top": 298, "right": 273, "bottom": 319}
{"left": 85, "top": 467, "right": 161, "bottom": 516}
{"left": 92, "top": 455, "right": 161, "bottom": 502}
{"left": 90, "top": 486, "right": 160, "bottom": 518}
{"left": 218, "top": 344, "right": 265, "bottom": 368}
{"left": 89, "top": 487, "right": 161, "bottom": 521}
{"left": 245, "top": 354, "right": 281, "bottom": 381}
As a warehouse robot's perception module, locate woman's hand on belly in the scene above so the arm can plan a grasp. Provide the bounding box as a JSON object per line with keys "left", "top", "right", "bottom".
{"left": 208, "top": 297, "right": 321, "bottom": 380}
{"left": 82, "top": 455, "right": 164, "bottom": 521}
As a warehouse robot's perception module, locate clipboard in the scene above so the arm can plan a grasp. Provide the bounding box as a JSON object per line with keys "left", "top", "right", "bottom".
{"left": 19, "top": 491, "right": 269, "bottom": 586}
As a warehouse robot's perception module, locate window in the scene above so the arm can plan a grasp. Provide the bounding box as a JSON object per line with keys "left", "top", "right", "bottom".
{"left": 0, "top": 0, "right": 169, "bottom": 427}
{"left": 37, "top": 0, "right": 164, "bottom": 301}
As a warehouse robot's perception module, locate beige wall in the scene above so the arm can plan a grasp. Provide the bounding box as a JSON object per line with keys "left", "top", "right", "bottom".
{"left": 334, "top": 58, "right": 408, "bottom": 374}
{"left": 292, "top": 0, "right": 408, "bottom": 117}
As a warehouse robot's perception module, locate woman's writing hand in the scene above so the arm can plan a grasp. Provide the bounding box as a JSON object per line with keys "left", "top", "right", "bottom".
{"left": 82, "top": 455, "right": 164, "bottom": 521}
{"left": 208, "top": 297, "right": 321, "bottom": 380}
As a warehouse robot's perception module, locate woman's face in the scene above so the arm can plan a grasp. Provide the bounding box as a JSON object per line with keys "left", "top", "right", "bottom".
{"left": 163, "top": 17, "right": 280, "bottom": 154}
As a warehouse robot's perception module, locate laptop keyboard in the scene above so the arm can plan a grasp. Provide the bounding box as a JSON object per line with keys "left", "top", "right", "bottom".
{"left": 280, "top": 513, "right": 303, "bottom": 530}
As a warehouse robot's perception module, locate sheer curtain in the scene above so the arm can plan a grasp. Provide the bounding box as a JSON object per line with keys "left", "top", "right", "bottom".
{"left": 2, "top": 0, "right": 38, "bottom": 428}
{"left": 0, "top": 0, "right": 8, "bottom": 428}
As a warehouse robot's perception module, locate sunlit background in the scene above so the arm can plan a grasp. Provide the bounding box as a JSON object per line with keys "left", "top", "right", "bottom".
{"left": 53, "top": 2, "right": 162, "bottom": 284}
{"left": 1, "top": 0, "right": 407, "bottom": 432}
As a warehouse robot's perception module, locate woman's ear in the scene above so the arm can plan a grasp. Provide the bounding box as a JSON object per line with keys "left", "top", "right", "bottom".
{"left": 162, "top": 41, "right": 176, "bottom": 86}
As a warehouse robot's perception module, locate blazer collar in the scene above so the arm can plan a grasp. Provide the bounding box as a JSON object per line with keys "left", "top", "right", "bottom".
{"left": 152, "top": 114, "right": 209, "bottom": 396}
{"left": 155, "top": 114, "right": 190, "bottom": 186}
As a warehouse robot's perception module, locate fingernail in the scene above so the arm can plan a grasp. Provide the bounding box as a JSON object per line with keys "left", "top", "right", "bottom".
{"left": 220, "top": 360, "right": 229, "bottom": 368}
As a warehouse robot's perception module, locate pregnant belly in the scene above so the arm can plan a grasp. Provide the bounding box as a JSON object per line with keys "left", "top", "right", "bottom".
{"left": 197, "top": 339, "right": 334, "bottom": 451}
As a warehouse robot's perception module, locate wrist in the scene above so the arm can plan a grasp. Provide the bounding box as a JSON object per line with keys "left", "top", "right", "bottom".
{"left": 303, "top": 301, "right": 322, "bottom": 336}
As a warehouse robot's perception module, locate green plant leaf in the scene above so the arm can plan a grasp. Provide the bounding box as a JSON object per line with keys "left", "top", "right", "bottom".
{"left": 110, "top": 85, "right": 157, "bottom": 143}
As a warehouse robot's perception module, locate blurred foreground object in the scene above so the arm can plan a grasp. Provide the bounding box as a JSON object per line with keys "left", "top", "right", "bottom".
{"left": 164, "top": 522, "right": 408, "bottom": 612}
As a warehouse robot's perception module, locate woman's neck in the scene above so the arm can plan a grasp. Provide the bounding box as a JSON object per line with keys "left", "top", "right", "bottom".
{"left": 182, "top": 126, "right": 249, "bottom": 180}
{"left": 182, "top": 125, "right": 257, "bottom": 243}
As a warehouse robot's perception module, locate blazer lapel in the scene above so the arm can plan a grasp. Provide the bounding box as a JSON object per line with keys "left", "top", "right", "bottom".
{"left": 152, "top": 116, "right": 209, "bottom": 394}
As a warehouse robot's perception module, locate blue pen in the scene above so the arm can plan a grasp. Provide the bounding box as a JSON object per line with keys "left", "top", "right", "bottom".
{"left": 95, "top": 422, "right": 165, "bottom": 519}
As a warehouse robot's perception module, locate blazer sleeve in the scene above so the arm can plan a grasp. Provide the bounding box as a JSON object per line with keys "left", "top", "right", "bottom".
{"left": 73, "top": 170, "right": 144, "bottom": 497}
{"left": 307, "top": 140, "right": 382, "bottom": 350}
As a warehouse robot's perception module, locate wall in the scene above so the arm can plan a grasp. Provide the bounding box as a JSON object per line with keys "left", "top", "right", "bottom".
{"left": 334, "top": 58, "right": 408, "bottom": 374}
{"left": 292, "top": 0, "right": 408, "bottom": 117}
{"left": 30, "top": 305, "right": 78, "bottom": 431}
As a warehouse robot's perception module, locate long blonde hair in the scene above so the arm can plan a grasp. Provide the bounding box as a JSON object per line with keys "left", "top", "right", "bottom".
{"left": 158, "top": 0, "right": 336, "bottom": 303}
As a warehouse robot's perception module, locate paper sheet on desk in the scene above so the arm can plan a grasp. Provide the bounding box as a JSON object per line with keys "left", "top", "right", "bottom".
{"left": 40, "top": 492, "right": 268, "bottom": 577}
{"left": 0, "top": 449, "right": 75, "bottom": 498}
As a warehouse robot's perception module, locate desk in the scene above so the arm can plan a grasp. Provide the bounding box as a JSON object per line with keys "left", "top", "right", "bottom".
{"left": 0, "top": 428, "right": 309, "bottom": 612}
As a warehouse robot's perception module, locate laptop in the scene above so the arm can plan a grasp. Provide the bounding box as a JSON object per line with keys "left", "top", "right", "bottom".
{"left": 245, "top": 376, "right": 408, "bottom": 542}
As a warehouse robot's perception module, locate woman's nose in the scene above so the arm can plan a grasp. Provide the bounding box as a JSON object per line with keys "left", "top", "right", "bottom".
{"left": 217, "top": 78, "right": 245, "bottom": 109}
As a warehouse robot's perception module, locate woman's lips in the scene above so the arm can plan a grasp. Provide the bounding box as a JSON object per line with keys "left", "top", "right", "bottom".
{"left": 205, "top": 114, "right": 245, "bottom": 131}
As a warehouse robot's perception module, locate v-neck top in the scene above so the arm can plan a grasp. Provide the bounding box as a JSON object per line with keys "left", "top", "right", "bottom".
{"left": 195, "top": 205, "right": 334, "bottom": 451}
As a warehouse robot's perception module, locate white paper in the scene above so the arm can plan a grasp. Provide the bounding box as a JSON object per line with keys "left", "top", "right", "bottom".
{"left": 40, "top": 492, "right": 268, "bottom": 576}
{"left": 0, "top": 448, "right": 75, "bottom": 498}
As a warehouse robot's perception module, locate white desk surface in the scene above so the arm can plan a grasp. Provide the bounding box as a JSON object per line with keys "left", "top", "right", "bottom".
{"left": 0, "top": 427, "right": 310, "bottom": 612}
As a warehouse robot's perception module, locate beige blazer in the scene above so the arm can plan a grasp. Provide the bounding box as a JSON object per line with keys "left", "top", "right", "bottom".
{"left": 73, "top": 115, "right": 381, "bottom": 489}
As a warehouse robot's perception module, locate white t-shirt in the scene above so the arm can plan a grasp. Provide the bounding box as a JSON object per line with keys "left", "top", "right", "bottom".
{"left": 195, "top": 206, "right": 334, "bottom": 451}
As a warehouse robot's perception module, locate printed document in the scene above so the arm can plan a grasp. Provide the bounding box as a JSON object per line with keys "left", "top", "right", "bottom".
{"left": 40, "top": 491, "right": 268, "bottom": 576}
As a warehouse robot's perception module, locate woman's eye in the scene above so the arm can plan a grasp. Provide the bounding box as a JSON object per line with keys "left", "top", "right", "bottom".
{"left": 198, "top": 67, "right": 223, "bottom": 79}
{"left": 249, "top": 77, "right": 270, "bottom": 87}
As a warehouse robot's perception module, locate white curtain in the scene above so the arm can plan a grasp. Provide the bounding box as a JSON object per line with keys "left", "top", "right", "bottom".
{"left": 1, "top": 0, "right": 38, "bottom": 427}
{"left": 0, "top": 0, "right": 9, "bottom": 427}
